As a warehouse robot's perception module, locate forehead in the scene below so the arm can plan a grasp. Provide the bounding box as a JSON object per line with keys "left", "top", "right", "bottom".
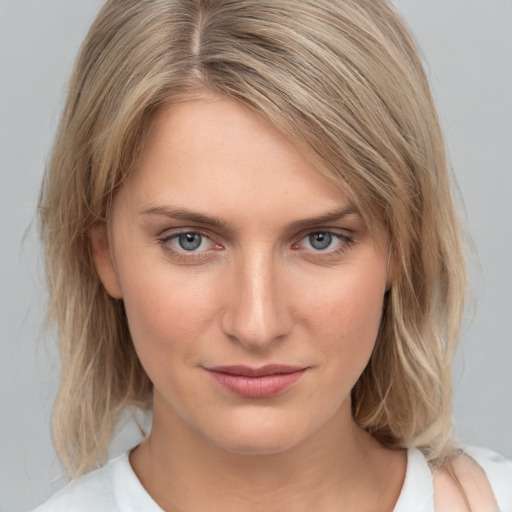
{"left": 118, "top": 93, "right": 359, "bottom": 228}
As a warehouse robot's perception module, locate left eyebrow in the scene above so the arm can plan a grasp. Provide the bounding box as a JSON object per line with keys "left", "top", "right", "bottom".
{"left": 284, "top": 205, "right": 360, "bottom": 231}
{"left": 139, "top": 204, "right": 360, "bottom": 231}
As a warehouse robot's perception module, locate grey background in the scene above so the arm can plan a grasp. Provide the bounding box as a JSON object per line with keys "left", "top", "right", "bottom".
{"left": 1, "top": 1, "right": 511, "bottom": 510}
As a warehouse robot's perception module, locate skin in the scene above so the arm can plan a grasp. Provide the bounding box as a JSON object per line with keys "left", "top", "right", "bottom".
{"left": 434, "top": 455, "right": 499, "bottom": 511}
{"left": 92, "top": 92, "right": 406, "bottom": 511}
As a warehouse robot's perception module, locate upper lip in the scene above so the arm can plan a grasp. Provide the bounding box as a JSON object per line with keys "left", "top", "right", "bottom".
{"left": 205, "top": 365, "right": 307, "bottom": 377}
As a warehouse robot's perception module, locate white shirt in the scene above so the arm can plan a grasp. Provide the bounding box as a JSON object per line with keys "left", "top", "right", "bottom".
{"left": 33, "top": 447, "right": 512, "bottom": 512}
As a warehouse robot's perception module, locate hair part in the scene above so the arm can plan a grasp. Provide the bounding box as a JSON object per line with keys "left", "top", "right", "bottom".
{"left": 40, "top": 0, "right": 467, "bottom": 477}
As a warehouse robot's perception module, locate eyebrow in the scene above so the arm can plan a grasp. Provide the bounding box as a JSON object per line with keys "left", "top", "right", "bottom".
{"left": 285, "top": 205, "right": 360, "bottom": 231}
{"left": 140, "top": 205, "right": 228, "bottom": 230}
{"left": 139, "top": 204, "right": 359, "bottom": 231}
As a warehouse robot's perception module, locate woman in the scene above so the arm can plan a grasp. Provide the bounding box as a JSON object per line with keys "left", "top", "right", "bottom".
{"left": 34, "top": 0, "right": 512, "bottom": 510}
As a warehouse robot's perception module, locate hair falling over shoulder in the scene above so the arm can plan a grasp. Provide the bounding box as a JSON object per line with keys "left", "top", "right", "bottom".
{"left": 39, "top": 0, "right": 467, "bottom": 478}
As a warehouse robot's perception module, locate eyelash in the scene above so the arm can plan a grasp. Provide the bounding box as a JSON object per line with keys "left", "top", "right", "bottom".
{"left": 158, "top": 230, "right": 222, "bottom": 261}
{"left": 158, "top": 229, "right": 354, "bottom": 261}
{"left": 292, "top": 231, "right": 353, "bottom": 256}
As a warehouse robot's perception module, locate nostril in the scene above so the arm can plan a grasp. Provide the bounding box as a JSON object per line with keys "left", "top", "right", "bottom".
{"left": 219, "top": 256, "right": 293, "bottom": 349}
{"left": 220, "top": 295, "right": 293, "bottom": 350}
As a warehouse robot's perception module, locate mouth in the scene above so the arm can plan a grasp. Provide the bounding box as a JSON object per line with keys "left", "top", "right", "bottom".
{"left": 204, "top": 365, "right": 308, "bottom": 398}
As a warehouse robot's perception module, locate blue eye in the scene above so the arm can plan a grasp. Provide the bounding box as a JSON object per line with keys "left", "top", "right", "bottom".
{"left": 164, "top": 232, "right": 216, "bottom": 253}
{"left": 177, "top": 233, "right": 203, "bottom": 251}
{"left": 308, "top": 232, "right": 333, "bottom": 250}
{"left": 296, "top": 231, "right": 350, "bottom": 253}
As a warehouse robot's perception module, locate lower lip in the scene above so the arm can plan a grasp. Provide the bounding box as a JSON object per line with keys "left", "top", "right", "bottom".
{"left": 207, "top": 370, "right": 307, "bottom": 398}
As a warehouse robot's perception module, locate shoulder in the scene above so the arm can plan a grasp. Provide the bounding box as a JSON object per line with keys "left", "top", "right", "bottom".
{"left": 434, "top": 446, "right": 512, "bottom": 512}
{"left": 465, "top": 446, "right": 512, "bottom": 511}
{"left": 32, "top": 468, "right": 116, "bottom": 512}
{"left": 31, "top": 455, "right": 124, "bottom": 512}
{"left": 31, "top": 451, "right": 163, "bottom": 512}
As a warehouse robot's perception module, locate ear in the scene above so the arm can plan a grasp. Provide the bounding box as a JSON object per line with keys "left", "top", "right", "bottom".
{"left": 90, "top": 224, "right": 123, "bottom": 299}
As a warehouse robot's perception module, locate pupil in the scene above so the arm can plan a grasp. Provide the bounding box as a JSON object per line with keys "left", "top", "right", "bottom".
{"left": 309, "top": 232, "right": 332, "bottom": 250}
{"left": 178, "top": 233, "right": 202, "bottom": 251}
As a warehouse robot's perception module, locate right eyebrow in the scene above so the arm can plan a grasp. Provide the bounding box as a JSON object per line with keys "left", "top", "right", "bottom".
{"left": 139, "top": 205, "right": 229, "bottom": 230}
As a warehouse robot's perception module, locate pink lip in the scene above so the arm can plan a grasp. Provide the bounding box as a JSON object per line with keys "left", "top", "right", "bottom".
{"left": 205, "top": 365, "right": 308, "bottom": 398}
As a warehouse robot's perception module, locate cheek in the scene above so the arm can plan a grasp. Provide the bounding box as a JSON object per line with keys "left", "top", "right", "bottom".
{"left": 301, "top": 264, "right": 386, "bottom": 367}
{"left": 118, "top": 262, "right": 221, "bottom": 371}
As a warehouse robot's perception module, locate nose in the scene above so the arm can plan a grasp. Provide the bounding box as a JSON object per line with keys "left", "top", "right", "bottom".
{"left": 220, "top": 251, "right": 293, "bottom": 351}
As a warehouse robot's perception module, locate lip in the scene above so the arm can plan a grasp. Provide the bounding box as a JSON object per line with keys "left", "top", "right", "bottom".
{"left": 205, "top": 365, "right": 308, "bottom": 398}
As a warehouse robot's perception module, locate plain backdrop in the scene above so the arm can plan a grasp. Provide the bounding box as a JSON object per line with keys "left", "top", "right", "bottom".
{"left": 1, "top": 1, "right": 511, "bottom": 510}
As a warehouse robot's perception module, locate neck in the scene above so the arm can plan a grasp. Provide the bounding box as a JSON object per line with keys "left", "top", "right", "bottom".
{"left": 129, "top": 395, "right": 405, "bottom": 512}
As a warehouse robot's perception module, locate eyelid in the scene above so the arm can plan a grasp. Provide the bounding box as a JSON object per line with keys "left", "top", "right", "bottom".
{"left": 293, "top": 227, "right": 353, "bottom": 242}
{"left": 292, "top": 229, "right": 354, "bottom": 253}
{"left": 158, "top": 228, "right": 223, "bottom": 255}
{"left": 156, "top": 226, "right": 354, "bottom": 261}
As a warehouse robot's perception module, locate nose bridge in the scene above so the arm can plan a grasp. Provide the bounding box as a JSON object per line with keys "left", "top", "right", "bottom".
{"left": 222, "top": 246, "right": 291, "bottom": 350}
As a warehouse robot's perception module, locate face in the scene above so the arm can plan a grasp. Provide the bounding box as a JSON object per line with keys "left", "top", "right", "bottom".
{"left": 93, "top": 93, "right": 391, "bottom": 455}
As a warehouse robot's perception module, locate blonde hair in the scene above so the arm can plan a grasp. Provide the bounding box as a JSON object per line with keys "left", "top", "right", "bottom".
{"left": 40, "top": 0, "right": 466, "bottom": 477}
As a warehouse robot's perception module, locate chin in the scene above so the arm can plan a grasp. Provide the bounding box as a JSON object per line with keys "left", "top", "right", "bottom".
{"left": 203, "top": 411, "right": 312, "bottom": 457}
{"left": 217, "top": 434, "right": 301, "bottom": 457}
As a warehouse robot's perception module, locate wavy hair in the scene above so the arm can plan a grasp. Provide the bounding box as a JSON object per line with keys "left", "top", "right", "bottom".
{"left": 39, "top": 0, "right": 466, "bottom": 477}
